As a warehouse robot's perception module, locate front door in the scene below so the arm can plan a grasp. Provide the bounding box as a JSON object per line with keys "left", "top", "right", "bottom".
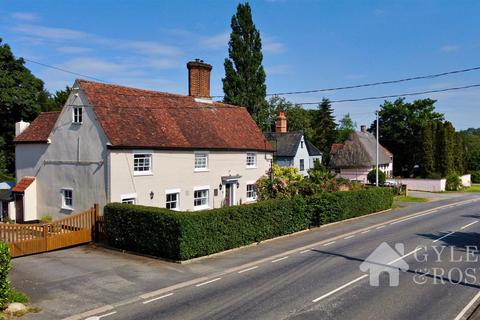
{"left": 14, "top": 194, "right": 24, "bottom": 223}
{"left": 224, "top": 183, "right": 235, "bottom": 207}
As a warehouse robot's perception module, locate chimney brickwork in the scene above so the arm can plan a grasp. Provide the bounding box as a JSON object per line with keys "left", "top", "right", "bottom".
{"left": 276, "top": 112, "right": 287, "bottom": 133}
{"left": 187, "top": 59, "right": 212, "bottom": 98}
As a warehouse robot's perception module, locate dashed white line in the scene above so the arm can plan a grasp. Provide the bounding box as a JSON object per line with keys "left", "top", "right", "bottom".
{"left": 361, "top": 230, "right": 370, "bottom": 234}
{"left": 238, "top": 266, "right": 259, "bottom": 273}
{"left": 454, "top": 290, "right": 480, "bottom": 320}
{"left": 376, "top": 225, "right": 385, "bottom": 230}
{"left": 387, "top": 247, "right": 422, "bottom": 265}
{"left": 344, "top": 235, "right": 355, "bottom": 240}
{"left": 86, "top": 311, "right": 117, "bottom": 320}
{"left": 323, "top": 241, "right": 336, "bottom": 246}
{"left": 461, "top": 220, "right": 478, "bottom": 230}
{"left": 196, "top": 277, "right": 222, "bottom": 287}
{"left": 432, "top": 231, "right": 456, "bottom": 243}
{"left": 300, "top": 249, "right": 312, "bottom": 254}
{"left": 271, "top": 256, "right": 289, "bottom": 263}
{"left": 142, "top": 293, "right": 174, "bottom": 304}
{"left": 312, "top": 275, "right": 368, "bottom": 303}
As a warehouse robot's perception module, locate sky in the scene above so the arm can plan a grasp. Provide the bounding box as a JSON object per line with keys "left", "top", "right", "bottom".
{"left": 1, "top": 0, "right": 479, "bottom": 129}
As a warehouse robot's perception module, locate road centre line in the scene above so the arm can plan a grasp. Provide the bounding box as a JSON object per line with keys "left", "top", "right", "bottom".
{"left": 196, "top": 278, "right": 222, "bottom": 287}
{"left": 271, "top": 256, "right": 289, "bottom": 263}
{"left": 432, "top": 231, "right": 456, "bottom": 243}
{"left": 361, "top": 230, "right": 370, "bottom": 234}
{"left": 300, "top": 249, "right": 312, "bottom": 254}
{"left": 453, "top": 290, "right": 480, "bottom": 320}
{"left": 85, "top": 311, "right": 117, "bottom": 320}
{"left": 344, "top": 235, "right": 355, "bottom": 240}
{"left": 312, "top": 275, "right": 368, "bottom": 302}
{"left": 324, "top": 241, "right": 336, "bottom": 246}
{"left": 238, "top": 266, "right": 259, "bottom": 273}
{"left": 461, "top": 220, "right": 478, "bottom": 230}
{"left": 387, "top": 247, "right": 422, "bottom": 265}
{"left": 142, "top": 293, "right": 174, "bottom": 304}
{"left": 376, "top": 225, "right": 385, "bottom": 229}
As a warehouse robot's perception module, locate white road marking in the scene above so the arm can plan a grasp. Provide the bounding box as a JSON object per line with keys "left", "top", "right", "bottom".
{"left": 453, "top": 290, "right": 480, "bottom": 320}
{"left": 196, "top": 278, "right": 222, "bottom": 287}
{"left": 323, "top": 241, "right": 336, "bottom": 246}
{"left": 361, "top": 230, "right": 370, "bottom": 234}
{"left": 344, "top": 235, "right": 355, "bottom": 240}
{"left": 387, "top": 247, "right": 422, "bottom": 265}
{"left": 461, "top": 220, "right": 478, "bottom": 230}
{"left": 432, "top": 231, "right": 456, "bottom": 243}
{"left": 300, "top": 249, "right": 312, "bottom": 254}
{"left": 142, "top": 293, "right": 174, "bottom": 304}
{"left": 312, "top": 275, "right": 368, "bottom": 303}
{"left": 238, "top": 266, "right": 259, "bottom": 273}
{"left": 376, "top": 225, "right": 385, "bottom": 230}
{"left": 271, "top": 256, "right": 289, "bottom": 263}
{"left": 85, "top": 311, "right": 117, "bottom": 320}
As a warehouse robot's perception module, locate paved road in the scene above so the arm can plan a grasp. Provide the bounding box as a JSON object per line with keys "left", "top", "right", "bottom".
{"left": 73, "top": 194, "right": 480, "bottom": 320}
{"left": 12, "top": 193, "right": 480, "bottom": 319}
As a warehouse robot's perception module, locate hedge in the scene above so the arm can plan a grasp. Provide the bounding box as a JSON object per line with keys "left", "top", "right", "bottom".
{"left": 0, "top": 242, "right": 11, "bottom": 307}
{"left": 104, "top": 188, "right": 393, "bottom": 261}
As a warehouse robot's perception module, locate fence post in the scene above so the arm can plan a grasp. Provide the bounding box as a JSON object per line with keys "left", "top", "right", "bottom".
{"left": 93, "top": 204, "right": 99, "bottom": 242}
{"left": 43, "top": 224, "right": 48, "bottom": 251}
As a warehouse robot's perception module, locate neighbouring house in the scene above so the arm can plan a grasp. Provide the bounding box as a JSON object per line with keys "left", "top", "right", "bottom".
{"left": 0, "top": 181, "right": 15, "bottom": 221}
{"left": 265, "top": 112, "right": 322, "bottom": 176}
{"left": 13, "top": 59, "right": 274, "bottom": 222}
{"left": 330, "top": 125, "right": 393, "bottom": 183}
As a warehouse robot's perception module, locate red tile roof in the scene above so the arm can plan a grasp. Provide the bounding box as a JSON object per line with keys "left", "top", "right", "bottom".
{"left": 330, "top": 143, "right": 344, "bottom": 155}
{"left": 14, "top": 112, "right": 60, "bottom": 143}
{"left": 81, "top": 80, "right": 273, "bottom": 151}
{"left": 12, "top": 176, "right": 35, "bottom": 193}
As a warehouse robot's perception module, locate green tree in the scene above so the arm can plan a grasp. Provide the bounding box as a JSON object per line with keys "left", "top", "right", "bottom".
{"left": 266, "top": 96, "right": 315, "bottom": 139}
{"left": 0, "top": 38, "right": 46, "bottom": 173}
{"left": 420, "top": 122, "right": 436, "bottom": 177}
{"left": 336, "top": 113, "right": 356, "bottom": 142}
{"left": 369, "top": 98, "right": 444, "bottom": 177}
{"left": 223, "top": 2, "right": 267, "bottom": 129}
{"left": 314, "top": 98, "right": 337, "bottom": 164}
{"left": 42, "top": 86, "right": 70, "bottom": 112}
{"left": 367, "top": 169, "right": 386, "bottom": 185}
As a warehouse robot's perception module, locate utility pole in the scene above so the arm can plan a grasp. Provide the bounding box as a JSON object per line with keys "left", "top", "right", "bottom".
{"left": 376, "top": 110, "right": 379, "bottom": 187}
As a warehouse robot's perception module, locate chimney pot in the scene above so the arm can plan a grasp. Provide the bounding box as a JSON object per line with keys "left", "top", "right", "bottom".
{"left": 360, "top": 125, "right": 366, "bottom": 133}
{"left": 187, "top": 59, "right": 212, "bottom": 98}
{"left": 276, "top": 112, "right": 287, "bottom": 133}
{"left": 15, "top": 120, "right": 30, "bottom": 136}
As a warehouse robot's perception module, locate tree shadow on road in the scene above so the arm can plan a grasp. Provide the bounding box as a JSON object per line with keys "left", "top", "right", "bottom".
{"left": 417, "top": 231, "right": 480, "bottom": 252}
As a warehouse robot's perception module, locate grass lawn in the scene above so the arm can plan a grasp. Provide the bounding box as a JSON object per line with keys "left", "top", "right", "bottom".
{"left": 464, "top": 184, "right": 480, "bottom": 193}
{"left": 394, "top": 195, "right": 429, "bottom": 202}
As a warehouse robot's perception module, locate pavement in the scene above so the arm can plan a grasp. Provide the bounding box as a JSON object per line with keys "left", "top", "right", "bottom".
{"left": 10, "top": 192, "right": 480, "bottom": 320}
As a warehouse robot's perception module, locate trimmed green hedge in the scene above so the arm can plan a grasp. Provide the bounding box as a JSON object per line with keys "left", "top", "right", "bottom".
{"left": 0, "top": 242, "right": 11, "bottom": 307}
{"left": 104, "top": 188, "right": 393, "bottom": 260}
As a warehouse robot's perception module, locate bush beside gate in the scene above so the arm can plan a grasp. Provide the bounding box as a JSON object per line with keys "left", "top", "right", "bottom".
{"left": 104, "top": 188, "right": 393, "bottom": 261}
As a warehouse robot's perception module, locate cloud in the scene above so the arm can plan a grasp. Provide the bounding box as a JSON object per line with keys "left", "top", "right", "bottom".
{"left": 11, "top": 12, "right": 39, "bottom": 22}
{"left": 13, "top": 24, "right": 88, "bottom": 41}
{"left": 266, "top": 64, "right": 290, "bottom": 75}
{"left": 440, "top": 45, "right": 460, "bottom": 53}
{"left": 201, "top": 32, "right": 229, "bottom": 49}
{"left": 263, "top": 36, "right": 286, "bottom": 53}
{"left": 56, "top": 46, "right": 93, "bottom": 54}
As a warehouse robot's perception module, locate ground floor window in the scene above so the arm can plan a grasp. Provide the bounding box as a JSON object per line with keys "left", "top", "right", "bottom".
{"left": 246, "top": 184, "right": 256, "bottom": 201}
{"left": 122, "top": 198, "right": 136, "bottom": 204}
{"left": 166, "top": 192, "right": 179, "bottom": 210}
{"left": 299, "top": 159, "right": 305, "bottom": 171}
{"left": 194, "top": 189, "right": 209, "bottom": 209}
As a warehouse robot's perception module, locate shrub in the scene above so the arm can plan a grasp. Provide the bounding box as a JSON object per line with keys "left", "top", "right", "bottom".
{"left": 0, "top": 242, "right": 11, "bottom": 307}
{"left": 471, "top": 171, "right": 480, "bottom": 184}
{"left": 367, "top": 169, "right": 386, "bottom": 185}
{"left": 446, "top": 172, "right": 463, "bottom": 191}
{"left": 104, "top": 188, "right": 392, "bottom": 261}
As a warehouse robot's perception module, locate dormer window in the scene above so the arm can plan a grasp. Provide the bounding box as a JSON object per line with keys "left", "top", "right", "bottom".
{"left": 73, "top": 107, "right": 83, "bottom": 124}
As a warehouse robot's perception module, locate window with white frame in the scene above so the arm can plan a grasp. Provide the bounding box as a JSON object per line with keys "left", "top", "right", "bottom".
{"left": 166, "top": 192, "right": 179, "bottom": 210}
{"left": 122, "top": 198, "right": 136, "bottom": 204}
{"left": 194, "top": 153, "right": 208, "bottom": 170}
{"left": 246, "top": 152, "right": 256, "bottom": 168}
{"left": 246, "top": 184, "right": 257, "bottom": 201}
{"left": 61, "top": 189, "right": 73, "bottom": 209}
{"left": 193, "top": 189, "right": 209, "bottom": 209}
{"left": 72, "top": 107, "right": 83, "bottom": 124}
{"left": 299, "top": 159, "right": 305, "bottom": 171}
{"left": 133, "top": 153, "right": 152, "bottom": 174}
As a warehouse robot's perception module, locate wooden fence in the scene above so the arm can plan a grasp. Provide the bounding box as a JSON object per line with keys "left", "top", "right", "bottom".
{"left": 0, "top": 204, "right": 99, "bottom": 258}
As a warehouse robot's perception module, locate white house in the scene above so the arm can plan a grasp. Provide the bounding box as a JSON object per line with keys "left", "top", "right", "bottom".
{"left": 13, "top": 59, "right": 273, "bottom": 222}
{"left": 330, "top": 126, "right": 393, "bottom": 183}
{"left": 265, "top": 112, "right": 322, "bottom": 176}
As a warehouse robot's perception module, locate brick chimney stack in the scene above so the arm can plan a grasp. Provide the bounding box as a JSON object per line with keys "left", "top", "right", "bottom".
{"left": 360, "top": 125, "right": 367, "bottom": 133}
{"left": 187, "top": 59, "right": 212, "bottom": 98}
{"left": 276, "top": 112, "right": 287, "bottom": 133}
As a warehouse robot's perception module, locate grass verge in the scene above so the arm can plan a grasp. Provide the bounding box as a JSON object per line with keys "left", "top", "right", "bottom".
{"left": 394, "top": 195, "right": 428, "bottom": 203}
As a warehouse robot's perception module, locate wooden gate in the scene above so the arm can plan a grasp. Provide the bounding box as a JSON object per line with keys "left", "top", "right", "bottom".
{"left": 0, "top": 204, "right": 99, "bottom": 258}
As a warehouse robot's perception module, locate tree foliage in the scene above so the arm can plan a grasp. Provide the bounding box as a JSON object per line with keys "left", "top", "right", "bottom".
{"left": 336, "top": 113, "right": 356, "bottom": 143}
{"left": 223, "top": 2, "right": 267, "bottom": 129}
{"left": 367, "top": 169, "right": 386, "bottom": 185}
{"left": 370, "top": 98, "right": 444, "bottom": 177}
{"left": 314, "top": 99, "right": 337, "bottom": 164}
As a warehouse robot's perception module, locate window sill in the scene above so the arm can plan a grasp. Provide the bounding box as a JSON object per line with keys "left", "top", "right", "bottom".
{"left": 194, "top": 168, "right": 209, "bottom": 172}
{"left": 133, "top": 172, "right": 153, "bottom": 176}
{"left": 193, "top": 205, "right": 209, "bottom": 211}
{"left": 246, "top": 198, "right": 257, "bottom": 203}
{"left": 61, "top": 206, "right": 74, "bottom": 211}
{"left": 246, "top": 166, "right": 257, "bottom": 169}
